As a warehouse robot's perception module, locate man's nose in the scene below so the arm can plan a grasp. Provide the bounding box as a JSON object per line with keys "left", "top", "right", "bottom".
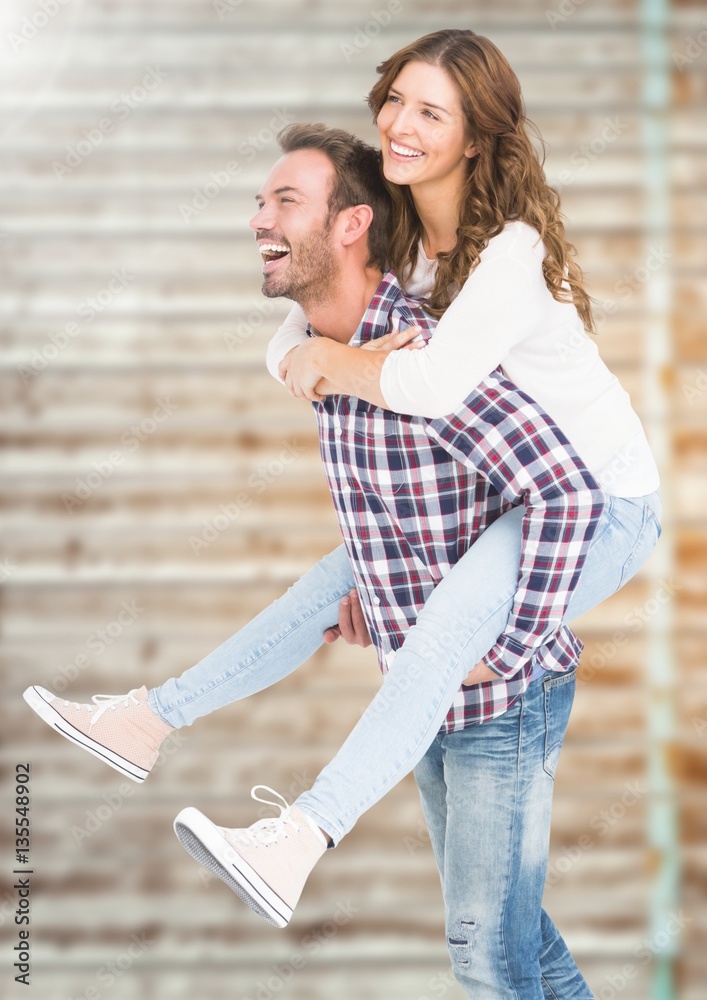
{"left": 249, "top": 204, "right": 274, "bottom": 232}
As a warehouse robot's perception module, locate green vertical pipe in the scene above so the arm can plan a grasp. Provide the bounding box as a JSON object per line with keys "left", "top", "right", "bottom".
{"left": 639, "top": 1, "right": 678, "bottom": 998}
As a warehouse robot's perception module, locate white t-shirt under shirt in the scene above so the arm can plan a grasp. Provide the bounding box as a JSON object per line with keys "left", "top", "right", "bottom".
{"left": 266, "top": 220, "right": 659, "bottom": 498}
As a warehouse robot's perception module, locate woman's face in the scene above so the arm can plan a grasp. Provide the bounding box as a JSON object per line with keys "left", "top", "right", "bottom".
{"left": 376, "top": 60, "right": 477, "bottom": 192}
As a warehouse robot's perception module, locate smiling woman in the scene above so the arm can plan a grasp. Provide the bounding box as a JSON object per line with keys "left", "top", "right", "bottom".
{"left": 376, "top": 60, "right": 478, "bottom": 232}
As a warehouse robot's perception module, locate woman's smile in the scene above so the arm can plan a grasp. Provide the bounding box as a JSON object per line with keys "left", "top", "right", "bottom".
{"left": 377, "top": 60, "right": 476, "bottom": 190}
{"left": 388, "top": 138, "right": 426, "bottom": 160}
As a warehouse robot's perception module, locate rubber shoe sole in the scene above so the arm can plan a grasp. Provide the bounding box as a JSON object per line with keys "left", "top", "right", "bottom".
{"left": 173, "top": 806, "right": 292, "bottom": 928}
{"left": 22, "top": 685, "right": 149, "bottom": 783}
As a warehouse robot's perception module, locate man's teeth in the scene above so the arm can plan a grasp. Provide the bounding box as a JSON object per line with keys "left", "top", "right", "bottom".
{"left": 391, "top": 140, "right": 424, "bottom": 158}
{"left": 260, "top": 243, "right": 291, "bottom": 260}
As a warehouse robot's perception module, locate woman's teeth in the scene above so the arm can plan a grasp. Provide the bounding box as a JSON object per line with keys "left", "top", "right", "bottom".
{"left": 390, "top": 140, "right": 424, "bottom": 158}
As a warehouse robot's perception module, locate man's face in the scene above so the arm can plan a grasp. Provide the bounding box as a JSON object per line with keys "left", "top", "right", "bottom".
{"left": 250, "top": 149, "right": 341, "bottom": 304}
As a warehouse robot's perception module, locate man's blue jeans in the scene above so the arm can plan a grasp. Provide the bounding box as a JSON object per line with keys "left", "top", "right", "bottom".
{"left": 414, "top": 664, "right": 592, "bottom": 999}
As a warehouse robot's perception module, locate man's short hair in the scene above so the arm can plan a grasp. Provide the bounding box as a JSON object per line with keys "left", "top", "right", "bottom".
{"left": 277, "top": 122, "right": 390, "bottom": 272}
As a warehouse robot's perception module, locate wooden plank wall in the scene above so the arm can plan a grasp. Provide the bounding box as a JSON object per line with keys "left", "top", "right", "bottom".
{"left": 1, "top": 1, "right": 705, "bottom": 997}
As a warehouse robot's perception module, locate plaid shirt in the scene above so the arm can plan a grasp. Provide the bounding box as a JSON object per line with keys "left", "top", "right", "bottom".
{"left": 311, "top": 273, "right": 605, "bottom": 729}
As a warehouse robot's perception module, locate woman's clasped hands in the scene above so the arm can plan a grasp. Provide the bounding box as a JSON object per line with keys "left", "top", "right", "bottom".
{"left": 278, "top": 325, "right": 425, "bottom": 402}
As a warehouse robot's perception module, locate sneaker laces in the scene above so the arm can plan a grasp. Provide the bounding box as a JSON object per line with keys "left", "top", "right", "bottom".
{"left": 234, "top": 786, "right": 301, "bottom": 848}
{"left": 66, "top": 690, "right": 142, "bottom": 726}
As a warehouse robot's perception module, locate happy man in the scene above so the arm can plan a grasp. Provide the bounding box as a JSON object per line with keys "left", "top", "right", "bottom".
{"left": 176, "top": 122, "right": 602, "bottom": 999}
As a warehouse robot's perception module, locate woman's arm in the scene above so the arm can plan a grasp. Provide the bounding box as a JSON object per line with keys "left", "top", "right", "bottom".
{"left": 380, "top": 251, "right": 545, "bottom": 417}
{"left": 282, "top": 248, "right": 547, "bottom": 414}
{"left": 282, "top": 327, "right": 422, "bottom": 405}
{"left": 265, "top": 301, "right": 399, "bottom": 400}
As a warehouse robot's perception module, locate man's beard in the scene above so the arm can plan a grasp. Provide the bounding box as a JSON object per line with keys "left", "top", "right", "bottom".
{"left": 262, "top": 227, "right": 340, "bottom": 308}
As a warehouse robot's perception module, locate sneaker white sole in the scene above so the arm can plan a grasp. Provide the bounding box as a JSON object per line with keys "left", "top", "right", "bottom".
{"left": 22, "top": 685, "right": 149, "bottom": 784}
{"left": 173, "top": 807, "right": 292, "bottom": 929}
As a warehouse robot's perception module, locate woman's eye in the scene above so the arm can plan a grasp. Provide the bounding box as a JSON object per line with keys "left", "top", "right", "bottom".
{"left": 422, "top": 110, "right": 439, "bottom": 121}
{"left": 387, "top": 94, "right": 401, "bottom": 104}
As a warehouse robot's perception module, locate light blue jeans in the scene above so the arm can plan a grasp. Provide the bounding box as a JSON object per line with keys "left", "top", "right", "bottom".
{"left": 415, "top": 664, "right": 592, "bottom": 998}
{"left": 149, "top": 489, "right": 661, "bottom": 850}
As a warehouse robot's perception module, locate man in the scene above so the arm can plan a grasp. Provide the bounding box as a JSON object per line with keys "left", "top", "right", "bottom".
{"left": 174, "top": 124, "right": 600, "bottom": 998}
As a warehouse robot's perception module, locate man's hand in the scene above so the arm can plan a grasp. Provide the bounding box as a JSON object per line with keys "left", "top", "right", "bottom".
{"left": 461, "top": 658, "right": 500, "bottom": 687}
{"left": 323, "top": 589, "right": 372, "bottom": 647}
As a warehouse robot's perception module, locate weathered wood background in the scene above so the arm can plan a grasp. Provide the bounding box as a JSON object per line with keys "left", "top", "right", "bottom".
{"left": 1, "top": 0, "right": 704, "bottom": 998}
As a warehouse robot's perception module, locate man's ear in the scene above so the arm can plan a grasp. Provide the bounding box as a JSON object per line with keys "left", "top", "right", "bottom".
{"left": 340, "top": 204, "right": 375, "bottom": 248}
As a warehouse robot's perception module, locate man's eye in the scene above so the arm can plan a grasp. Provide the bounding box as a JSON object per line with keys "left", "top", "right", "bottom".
{"left": 281, "top": 198, "right": 294, "bottom": 204}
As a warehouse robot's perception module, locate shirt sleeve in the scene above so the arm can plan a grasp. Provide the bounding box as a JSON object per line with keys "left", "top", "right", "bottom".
{"left": 380, "top": 247, "right": 548, "bottom": 418}
{"left": 425, "top": 374, "right": 606, "bottom": 680}
{"left": 265, "top": 302, "right": 310, "bottom": 384}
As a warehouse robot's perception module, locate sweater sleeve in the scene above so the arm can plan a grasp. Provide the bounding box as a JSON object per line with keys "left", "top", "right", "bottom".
{"left": 265, "top": 302, "right": 310, "bottom": 384}
{"left": 380, "top": 248, "right": 548, "bottom": 418}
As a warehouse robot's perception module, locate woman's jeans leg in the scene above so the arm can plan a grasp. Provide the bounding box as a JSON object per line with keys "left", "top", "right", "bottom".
{"left": 413, "top": 667, "right": 594, "bottom": 1000}
{"left": 147, "top": 546, "right": 355, "bottom": 727}
{"left": 295, "top": 490, "right": 661, "bottom": 844}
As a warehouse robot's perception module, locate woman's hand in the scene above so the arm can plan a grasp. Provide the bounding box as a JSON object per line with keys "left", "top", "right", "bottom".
{"left": 358, "top": 325, "right": 425, "bottom": 355}
{"left": 278, "top": 325, "right": 425, "bottom": 403}
{"left": 277, "top": 346, "right": 300, "bottom": 383}
{"left": 282, "top": 338, "right": 329, "bottom": 402}
{"left": 278, "top": 345, "right": 337, "bottom": 398}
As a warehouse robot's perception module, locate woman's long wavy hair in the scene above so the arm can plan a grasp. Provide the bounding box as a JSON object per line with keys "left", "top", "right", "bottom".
{"left": 367, "top": 29, "right": 595, "bottom": 332}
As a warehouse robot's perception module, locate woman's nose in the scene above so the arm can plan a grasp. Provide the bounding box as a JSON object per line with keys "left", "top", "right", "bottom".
{"left": 391, "top": 105, "right": 415, "bottom": 137}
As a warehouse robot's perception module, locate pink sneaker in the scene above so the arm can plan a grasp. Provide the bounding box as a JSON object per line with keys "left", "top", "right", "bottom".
{"left": 174, "top": 786, "right": 329, "bottom": 928}
{"left": 23, "top": 684, "right": 174, "bottom": 783}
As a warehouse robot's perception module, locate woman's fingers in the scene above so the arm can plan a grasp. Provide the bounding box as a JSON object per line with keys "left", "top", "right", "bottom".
{"left": 359, "top": 326, "right": 424, "bottom": 354}
{"left": 359, "top": 331, "right": 396, "bottom": 352}
{"left": 394, "top": 325, "right": 423, "bottom": 343}
{"left": 277, "top": 345, "right": 299, "bottom": 381}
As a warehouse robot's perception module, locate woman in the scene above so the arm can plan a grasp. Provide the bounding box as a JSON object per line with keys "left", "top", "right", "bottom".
{"left": 24, "top": 30, "right": 659, "bottom": 997}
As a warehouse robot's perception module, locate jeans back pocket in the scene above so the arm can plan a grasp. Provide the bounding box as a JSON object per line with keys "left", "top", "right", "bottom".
{"left": 543, "top": 669, "right": 577, "bottom": 779}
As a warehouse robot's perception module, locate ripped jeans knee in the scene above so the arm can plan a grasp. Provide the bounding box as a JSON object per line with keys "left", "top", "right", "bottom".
{"left": 447, "top": 916, "right": 478, "bottom": 972}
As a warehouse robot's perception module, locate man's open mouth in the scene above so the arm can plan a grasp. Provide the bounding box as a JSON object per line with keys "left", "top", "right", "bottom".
{"left": 259, "top": 243, "right": 291, "bottom": 270}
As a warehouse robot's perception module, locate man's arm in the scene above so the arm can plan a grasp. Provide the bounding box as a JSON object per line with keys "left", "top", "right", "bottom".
{"left": 425, "top": 372, "right": 606, "bottom": 681}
